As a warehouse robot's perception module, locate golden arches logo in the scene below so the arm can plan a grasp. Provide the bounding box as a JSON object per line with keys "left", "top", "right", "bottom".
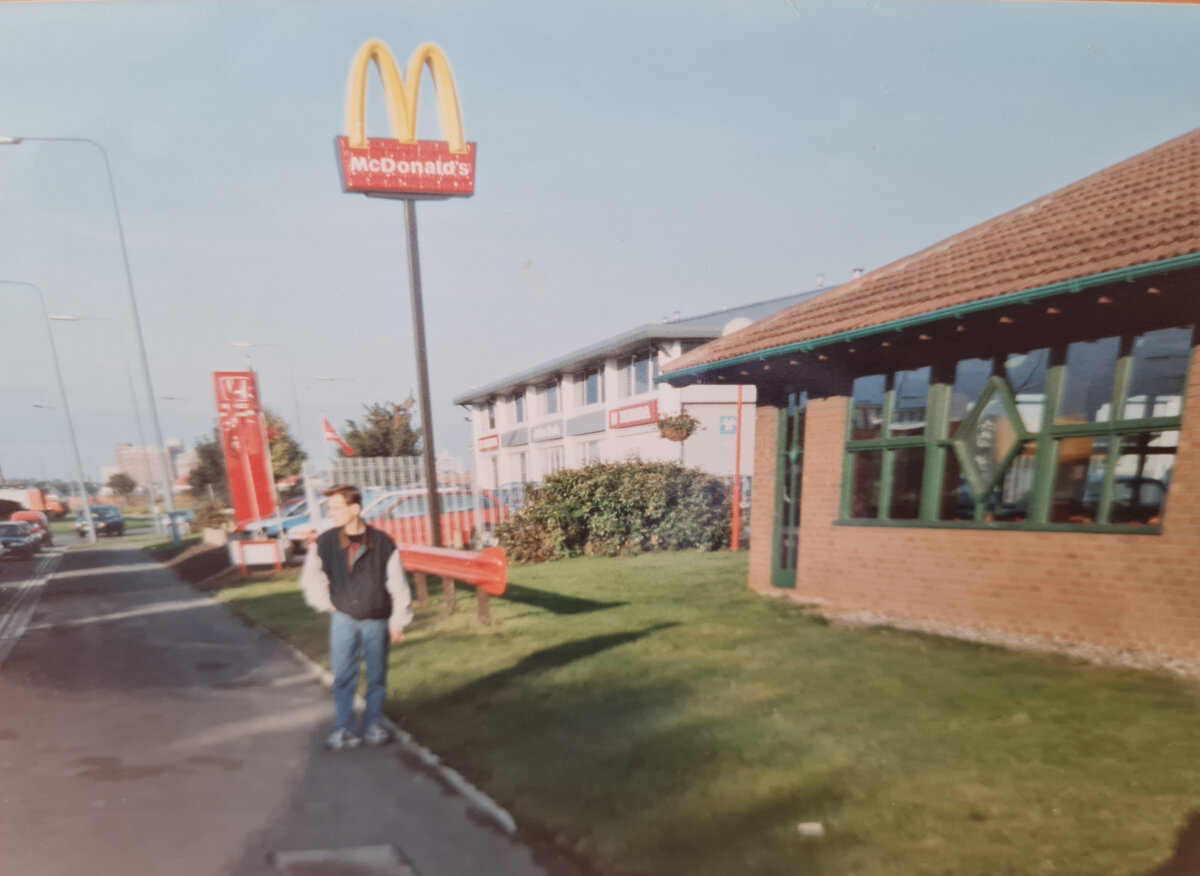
{"left": 344, "top": 39, "right": 468, "bottom": 155}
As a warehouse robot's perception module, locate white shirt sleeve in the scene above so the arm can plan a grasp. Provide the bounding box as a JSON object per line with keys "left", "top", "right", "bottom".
{"left": 385, "top": 548, "right": 413, "bottom": 634}
{"left": 300, "top": 545, "right": 334, "bottom": 613}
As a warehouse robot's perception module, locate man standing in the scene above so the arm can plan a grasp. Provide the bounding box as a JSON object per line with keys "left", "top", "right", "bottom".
{"left": 301, "top": 484, "right": 412, "bottom": 750}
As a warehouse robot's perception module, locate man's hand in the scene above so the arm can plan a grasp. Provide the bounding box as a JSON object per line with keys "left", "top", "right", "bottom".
{"left": 390, "top": 630, "right": 405, "bottom": 645}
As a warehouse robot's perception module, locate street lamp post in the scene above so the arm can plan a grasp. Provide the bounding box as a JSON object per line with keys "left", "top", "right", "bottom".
{"left": 1, "top": 281, "right": 96, "bottom": 543}
{"left": 50, "top": 314, "right": 163, "bottom": 532}
{"left": 0, "top": 134, "right": 180, "bottom": 546}
{"left": 231, "top": 342, "right": 304, "bottom": 448}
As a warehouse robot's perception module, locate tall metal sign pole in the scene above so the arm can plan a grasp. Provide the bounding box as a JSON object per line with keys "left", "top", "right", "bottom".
{"left": 336, "top": 39, "right": 477, "bottom": 548}
{"left": 401, "top": 200, "right": 442, "bottom": 545}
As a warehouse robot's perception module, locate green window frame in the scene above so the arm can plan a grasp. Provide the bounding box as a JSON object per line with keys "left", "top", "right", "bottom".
{"left": 840, "top": 326, "right": 1192, "bottom": 533}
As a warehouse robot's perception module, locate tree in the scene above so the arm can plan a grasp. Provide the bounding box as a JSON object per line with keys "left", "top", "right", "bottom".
{"left": 265, "top": 409, "right": 307, "bottom": 498}
{"left": 107, "top": 472, "right": 138, "bottom": 504}
{"left": 343, "top": 399, "right": 422, "bottom": 458}
{"left": 264, "top": 409, "right": 307, "bottom": 480}
{"left": 189, "top": 427, "right": 229, "bottom": 504}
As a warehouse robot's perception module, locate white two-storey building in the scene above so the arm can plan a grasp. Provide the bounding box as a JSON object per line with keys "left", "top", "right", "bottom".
{"left": 454, "top": 290, "right": 828, "bottom": 490}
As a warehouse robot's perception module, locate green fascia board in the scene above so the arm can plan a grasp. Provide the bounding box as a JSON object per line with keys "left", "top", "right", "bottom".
{"left": 658, "top": 251, "right": 1200, "bottom": 384}
{"left": 834, "top": 518, "right": 1164, "bottom": 535}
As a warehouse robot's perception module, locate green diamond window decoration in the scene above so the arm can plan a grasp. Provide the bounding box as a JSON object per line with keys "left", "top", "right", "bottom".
{"left": 952, "top": 376, "right": 1031, "bottom": 497}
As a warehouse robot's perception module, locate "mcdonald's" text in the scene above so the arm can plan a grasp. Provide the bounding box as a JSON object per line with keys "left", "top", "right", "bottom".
{"left": 336, "top": 137, "right": 476, "bottom": 197}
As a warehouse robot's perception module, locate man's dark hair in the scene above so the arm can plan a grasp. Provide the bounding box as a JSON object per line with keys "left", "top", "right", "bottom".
{"left": 323, "top": 484, "right": 362, "bottom": 508}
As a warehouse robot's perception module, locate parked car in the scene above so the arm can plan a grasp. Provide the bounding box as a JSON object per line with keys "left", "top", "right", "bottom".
{"left": 160, "top": 509, "right": 195, "bottom": 535}
{"left": 361, "top": 486, "right": 511, "bottom": 548}
{"left": 10, "top": 510, "right": 52, "bottom": 547}
{"left": 242, "top": 497, "right": 309, "bottom": 538}
{"left": 277, "top": 498, "right": 331, "bottom": 552}
{"left": 77, "top": 505, "right": 126, "bottom": 537}
{"left": 0, "top": 522, "right": 39, "bottom": 559}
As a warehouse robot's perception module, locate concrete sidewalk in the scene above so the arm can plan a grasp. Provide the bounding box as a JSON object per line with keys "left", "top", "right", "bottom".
{"left": 0, "top": 545, "right": 561, "bottom": 876}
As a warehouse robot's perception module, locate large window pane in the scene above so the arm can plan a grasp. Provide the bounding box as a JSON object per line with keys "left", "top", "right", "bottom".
{"left": 889, "top": 447, "right": 925, "bottom": 519}
{"left": 849, "top": 451, "right": 882, "bottom": 519}
{"left": 890, "top": 367, "right": 930, "bottom": 438}
{"left": 991, "top": 443, "right": 1037, "bottom": 522}
{"left": 939, "top": 448, "right": 973, "bottom": 521}
{"left": 1006, "top": 348, "right": 1049, "bottom": 431}
{"left": 1058, "top": 336, "right": 1120, "bottom": 425}
{"left": 950, "top": 358, "right": 992, "bottom": 435}
{"left": 1049, "top": 435, "right": 1109, "bottom": 524}
{"left": 1111, "top": 430, "right": 1178, "bottom": 525}
{"left": 851, "top": 375, "right": 886, "bottom": 440}
{"left": 1125, "top": 327, "right": 1193, "bottom": 420}
{"left": 634, "top": 355, "right": 652, "bottom": 395}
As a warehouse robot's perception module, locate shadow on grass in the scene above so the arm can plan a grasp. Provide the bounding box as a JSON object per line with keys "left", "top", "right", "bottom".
{"left": 501, "top": 582, "right": 627, "bottom": 616}
{"left": 435, "top": 623, "right": 680, "bottom": 707}
{"left": 1145, "top": 810, "right": 1200, "bottom": 876}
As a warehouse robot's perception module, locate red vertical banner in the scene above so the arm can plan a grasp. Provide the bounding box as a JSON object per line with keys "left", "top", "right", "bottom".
{"left": 213, "top": 371, "right": 278, "bottom": 530}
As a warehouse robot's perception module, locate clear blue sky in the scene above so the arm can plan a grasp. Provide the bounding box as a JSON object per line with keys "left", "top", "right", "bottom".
{"left": 2, "top": 0, "right": 1199, "bottom": 483}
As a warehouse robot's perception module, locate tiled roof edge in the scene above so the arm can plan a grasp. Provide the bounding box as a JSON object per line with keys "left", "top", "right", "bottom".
{"left": 659, "top": 249, "right": 1200, "bottom": 383}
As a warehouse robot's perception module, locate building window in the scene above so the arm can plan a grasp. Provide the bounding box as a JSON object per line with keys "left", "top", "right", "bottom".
{"left": 513, "top": 393, "right": 526, "bottom": 424}
{"left": 542, "top": 381, "right": 560, "bottom": 416}
{"left": 841, "top": 325, "right": 1193, "bottom": 531}
{"left": 539, "top": 446, "right": 564, "bottom": 475}
{"left": 575, "top": 367, "right": 605, "bottom": 406}
{"left": 490, "top": 457, "right": 499, "bottom": 490}
{"left": 518, "top": 452, "right": 528, "bottom": 484}
{"left": 486, "top": 401, "right": 496, "bottom": 430}
{"left": 585, "top": 440, "right": 601, "bottom": 463}
{"left": 618, "top": 350, "right": 659, "bottom": 398}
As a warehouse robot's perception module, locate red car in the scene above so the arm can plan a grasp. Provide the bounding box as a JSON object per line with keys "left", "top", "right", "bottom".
{"left": 10, "top": 510, "right": 52, "bottom": 547}
{"left": 363, "top": 487, "right": 510, "bottom": 548}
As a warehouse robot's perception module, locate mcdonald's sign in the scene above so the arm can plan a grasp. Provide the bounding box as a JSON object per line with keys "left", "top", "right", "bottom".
{"left": 336, "top": 39, "right": 476, "bottom": 198}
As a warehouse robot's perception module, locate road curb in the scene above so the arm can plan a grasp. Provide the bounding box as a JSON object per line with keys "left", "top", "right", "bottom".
{"left": 271, "top": 635, "right": 519, "bottom": 836}
{"left": 191, "top": 566, "right": 520, "bottom": 838}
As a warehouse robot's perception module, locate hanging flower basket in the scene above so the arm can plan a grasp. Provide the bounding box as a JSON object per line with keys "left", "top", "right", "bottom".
{"left": 657, "top": 412, "right": 700, "bottom": 442}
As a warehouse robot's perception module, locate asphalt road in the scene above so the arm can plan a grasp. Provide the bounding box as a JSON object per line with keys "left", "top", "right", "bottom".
{"left": 0, "top": 545, "right": 561, "bottom": 876}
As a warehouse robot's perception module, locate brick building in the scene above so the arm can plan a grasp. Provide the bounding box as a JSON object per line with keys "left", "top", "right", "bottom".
{"left": 662, "top": 127, "right": 1200, "bottom": 663}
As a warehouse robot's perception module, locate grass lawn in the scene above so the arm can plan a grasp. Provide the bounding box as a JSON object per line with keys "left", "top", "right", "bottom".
{"left": 213, "top": 551, "right": 1200, "bottom": 876}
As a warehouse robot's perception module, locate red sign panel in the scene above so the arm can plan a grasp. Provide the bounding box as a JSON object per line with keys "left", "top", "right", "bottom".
{"left": 478, "top": 434, "right": 500, "bottom": 452}
{"left": 336, "top": 137, "right": 476, "bottom": 197}
{"left": 608, "top": 400, "right": 659, "bottom": 429}
{"left": 214, "top": 371, "right": 278, "bottom": 530}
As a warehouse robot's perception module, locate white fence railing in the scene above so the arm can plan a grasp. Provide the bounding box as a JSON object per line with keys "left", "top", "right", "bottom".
{"left": 301, "top": 456, "right": 509, "bottom": 549}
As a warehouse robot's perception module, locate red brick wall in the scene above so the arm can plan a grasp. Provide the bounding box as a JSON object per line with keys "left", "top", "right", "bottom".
{"left": 780, "top": 347, "right": 1200, "bottom": 661}
{"left": 748, "top": 404, "right": 778, "bottom": 592}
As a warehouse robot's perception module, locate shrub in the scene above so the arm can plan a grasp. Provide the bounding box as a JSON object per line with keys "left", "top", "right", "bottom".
{"left": 496, "top": 461, "right": 731, "bottom": 563}
{"left": 193, "top": 497, "right": 228, "bottom": 530}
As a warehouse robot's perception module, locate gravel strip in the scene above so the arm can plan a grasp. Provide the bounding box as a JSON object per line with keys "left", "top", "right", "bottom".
{"left": 822, "top": 608, "right": 1200, "bottom": 680}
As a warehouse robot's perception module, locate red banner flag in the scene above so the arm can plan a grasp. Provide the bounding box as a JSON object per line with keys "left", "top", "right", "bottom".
{"left": 322, "top": 416, "right": 356, "bottom": 457}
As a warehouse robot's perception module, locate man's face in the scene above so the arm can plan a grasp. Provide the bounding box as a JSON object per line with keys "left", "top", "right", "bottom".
{"left": 327, "top": 494, "right": 360, "bottom": 529}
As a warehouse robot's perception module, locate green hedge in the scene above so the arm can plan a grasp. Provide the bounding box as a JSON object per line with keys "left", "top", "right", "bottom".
{"left": 496, "top": 461, "right": 731, "bottom": 563}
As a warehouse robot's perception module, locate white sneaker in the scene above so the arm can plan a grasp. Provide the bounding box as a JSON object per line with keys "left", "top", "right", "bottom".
{"left": 324, "top": 728, "right": 361, "bottom": 751}
{"left": 362, "top": 724, "right": 393, "bottom": 746}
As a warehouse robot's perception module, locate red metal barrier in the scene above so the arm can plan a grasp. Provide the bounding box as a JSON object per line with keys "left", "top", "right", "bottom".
{"left": 398, "top": 544, "right": 507, "bottom": 623}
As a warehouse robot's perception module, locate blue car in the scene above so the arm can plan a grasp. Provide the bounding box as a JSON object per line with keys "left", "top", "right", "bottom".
{"left": 0, "top": 522, "right": 38, "bottom": 559}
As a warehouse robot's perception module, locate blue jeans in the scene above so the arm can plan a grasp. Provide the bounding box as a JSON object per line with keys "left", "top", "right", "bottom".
{"left": 329, "top": 611, "right": 390, "bottom": 732}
